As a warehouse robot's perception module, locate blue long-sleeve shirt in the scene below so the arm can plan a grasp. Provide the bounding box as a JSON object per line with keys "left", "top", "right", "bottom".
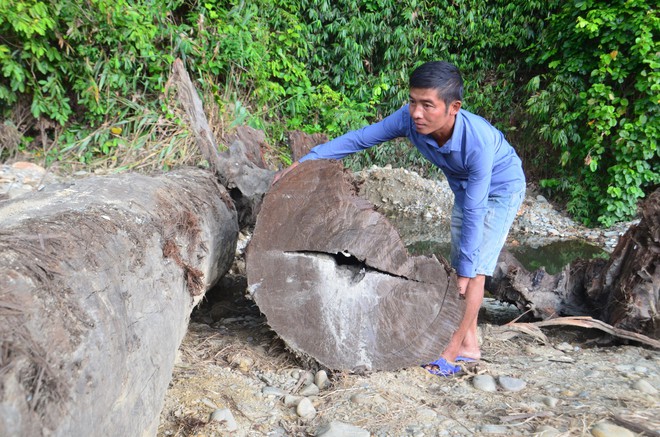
{"left": 299, "top": 105, "right": 526, "bottom": 277}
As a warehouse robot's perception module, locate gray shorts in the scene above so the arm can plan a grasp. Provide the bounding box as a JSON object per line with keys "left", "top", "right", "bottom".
{"left": 450, "top": 187, "right": 525, "bottom": 276}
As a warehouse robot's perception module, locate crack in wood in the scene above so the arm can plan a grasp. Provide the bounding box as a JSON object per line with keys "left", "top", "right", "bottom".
{"left": 285, "top": 250, "right": 419, "bottom": 283}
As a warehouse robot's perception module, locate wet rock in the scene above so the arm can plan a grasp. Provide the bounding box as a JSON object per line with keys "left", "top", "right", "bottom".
{"left": 316, "top": 420, "right": 370, "bottom": 437}
{"left": 498, "top": 376, "right": 526, "bottom": 392}
{"left": 296, "top": 397, "right": 316, "bottom": 420}
{"left": 590, "top": 421, "right": 635, "bottom": 437}
{"left": 209, "top": 408, "right": 238, "bottom": 432}
{"left": 473, "top": 375, "right": 497, "bottom": 392}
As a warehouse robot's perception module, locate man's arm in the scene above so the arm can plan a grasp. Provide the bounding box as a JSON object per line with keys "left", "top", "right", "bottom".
{"left": 272, "top": 160, "right": 299, "bottom": 186}
{"left": 453, "top": 133, "right": 497, "bottom": 278}
{"left": 272, "top": 107, "right": 410, "bottom": 186}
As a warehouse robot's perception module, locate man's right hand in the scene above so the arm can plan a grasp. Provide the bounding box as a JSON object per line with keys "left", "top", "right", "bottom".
{"left": 271, "top": 160, "right": 300, "bottom": 186}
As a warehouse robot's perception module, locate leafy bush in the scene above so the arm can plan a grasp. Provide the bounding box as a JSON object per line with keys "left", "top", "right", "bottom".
{"left": 526, "top": 0, "right": 659, "bottom": 226}
{"left": 1, "top": 0, "right": 655, "bottom": 226}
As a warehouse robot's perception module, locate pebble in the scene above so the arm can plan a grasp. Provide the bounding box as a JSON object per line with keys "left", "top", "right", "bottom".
{"left": 541, "top": 396, "right": 559, "bottom": 407}
{"left": 555, "top": 342, "right": 573, "bottom": 352}
{"left": 283, "top": 394, "right": 303, "bottom": 407}
{"left": 296, "top": 397, "right": 316, "bottom": 420}
{"left": 472, "top": 375, "right": 497, "bottom": 392}
{"left": 632, "top": 379, "right": 658, "bottom": 395}
{"left": 615, "top": 364, "right": 634, "bottom": 373}
{"left": 299, "top": 383, "right": 320, "bottom": 396}
{"left": 590, "top": 421, "right": 635, "bottom": 437}
{"left": 209, "top": 408, "right": 238, "bottom": 432}
{"left": 315, "top": 370, "right": 330, "bottom": 389}
{"left": 416, "top": 407, "right": 437, "bottom": 422}
{"left": 262, "top": 386, "right": 286, "bottom": 397}
{"left": 535, "top": 425, "right": 561, "bottom": 436}
{"left": 350, "top": 393, "right": 372, "bottom": 404}
{"left": 498, "top": 376, "right": 526, "bottom": 392}
{"left": 316, "top": 420, "right": 370, "bottom": 437}
{"left": 480, "top": 424, "right": 509, "bottom": 434}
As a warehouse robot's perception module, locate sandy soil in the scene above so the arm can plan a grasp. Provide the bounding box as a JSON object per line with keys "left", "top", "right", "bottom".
{"left": 158, "top": 278, "right": 658, "bottom": 437}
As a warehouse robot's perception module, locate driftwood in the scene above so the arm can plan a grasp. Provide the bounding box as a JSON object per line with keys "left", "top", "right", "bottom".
{"left": 246, "top": 160, "right": 465, "bottom": 371}
{"left": 0, "top": 60, "right": 277, "bottom": 437}
{"left": 170, "top": 59, "right": 274, "bottom": 228}
{"left": 489, "top": 188, "right": 659, "bottom": 339}
{"left": 503, "top": 317, "right": 660, "bottom": 349}
{"left": 0, "top": 169, "right": 238, "bottom": 437}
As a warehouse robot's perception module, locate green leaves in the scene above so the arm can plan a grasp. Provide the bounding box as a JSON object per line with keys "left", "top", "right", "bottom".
{"left": 526, "top": 0, "right": 659, "bottom": 226}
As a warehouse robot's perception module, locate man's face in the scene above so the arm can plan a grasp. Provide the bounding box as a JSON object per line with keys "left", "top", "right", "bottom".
{"left": 408, "top": 87, "right": 461, "bottom": 139}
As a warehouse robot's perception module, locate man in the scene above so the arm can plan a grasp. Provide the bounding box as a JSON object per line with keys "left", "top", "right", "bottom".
{"left": 273, "top": 61, "right": 526, "bottom": 376}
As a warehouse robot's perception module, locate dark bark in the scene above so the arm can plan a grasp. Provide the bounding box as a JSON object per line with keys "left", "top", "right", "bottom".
{"left": 0, "top": 169, "right": 238, "bottom": 437}
{"left": 488, "top": 188, "right": 659, "bottom": 339}
{"left": 246, "top": 160, "right": 465, "bottom": 371}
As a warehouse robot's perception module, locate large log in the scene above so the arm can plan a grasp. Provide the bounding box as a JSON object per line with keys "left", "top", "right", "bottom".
{"left": 0, "top": 169, "right": 238, "bottom": 436}
{"left": 488, "top": 188, "right": 659, "bottom": 339}
{"left": 246, "top": 160, "right": 465, "bottom": 371}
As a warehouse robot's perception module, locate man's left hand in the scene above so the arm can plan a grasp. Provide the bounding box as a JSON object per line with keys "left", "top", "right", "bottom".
{"left": 456, "top": 276, "right": 470, "bottom": 297}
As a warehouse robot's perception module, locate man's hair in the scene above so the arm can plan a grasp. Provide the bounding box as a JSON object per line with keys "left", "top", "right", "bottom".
{"left": 409, "top": 61, "right": 464, "bottom": 105}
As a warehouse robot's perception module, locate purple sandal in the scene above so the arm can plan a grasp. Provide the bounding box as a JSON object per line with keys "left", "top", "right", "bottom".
{"left": 422, "top": 357, "right": 461, "bottom": 376}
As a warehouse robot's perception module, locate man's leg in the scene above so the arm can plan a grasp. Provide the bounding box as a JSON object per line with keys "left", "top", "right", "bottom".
{"left": 441, "top": 274, "right": 484, "bottom": 361}
{"left": 442, "top": 187, "right": 525, "bottom": 363}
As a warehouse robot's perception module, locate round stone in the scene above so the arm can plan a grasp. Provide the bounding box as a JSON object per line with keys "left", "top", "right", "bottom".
{"left": 498, "top": 376, "right": 527, "bottom": 392}
{"left": 296, "top": 397, "right": 317, "bottom": 420}
{"left": 472, "top": 375, "right": 497, "bottom": 392}
{"left": 591, "top": 421, "right": 635, "bottom": 437}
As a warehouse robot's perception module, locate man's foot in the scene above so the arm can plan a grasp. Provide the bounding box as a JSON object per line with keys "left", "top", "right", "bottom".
{"left": 455, "top": 356, "right": 478, "bottom": 362}
{"left": 422, "top": 357, "right": 461, "bottom": 376}
{"left": 456, "top": 349, "right": 481, "bottom": 361}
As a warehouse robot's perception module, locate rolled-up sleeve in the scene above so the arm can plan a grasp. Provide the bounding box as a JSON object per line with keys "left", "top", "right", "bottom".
{"left": 299, "top": 108, "right": 409, "bottom": 162}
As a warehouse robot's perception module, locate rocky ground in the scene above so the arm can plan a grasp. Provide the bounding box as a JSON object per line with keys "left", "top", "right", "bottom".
{"left": 1, "top": 162, "right": 656, "bottom": 437}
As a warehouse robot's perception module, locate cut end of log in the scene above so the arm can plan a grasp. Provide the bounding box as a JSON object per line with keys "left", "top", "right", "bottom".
{"left": 247, "top": 160, "right": 464, "bottom": 371}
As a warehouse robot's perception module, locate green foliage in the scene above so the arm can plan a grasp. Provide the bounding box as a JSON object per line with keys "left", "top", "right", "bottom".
{"left": 526, "top": 0, "right": 659, "bottom": 226}
{"left": 1, "top": 0, "right": 656, "bottom": 227}
{"left": 0, "top": 0, "right": 184, "bottom": 125}
{"left": 298, "top": 0, "right": 553, "bottom": 125}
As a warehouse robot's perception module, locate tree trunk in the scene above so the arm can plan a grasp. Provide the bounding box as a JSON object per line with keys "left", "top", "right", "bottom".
{"left": 0, "top": 169, "right": 238, "bottom": 437}
{"left": 169, "top": 59, "right": 274, "bottom": 229}
{"left": 246, "top": 160, "right": 465, "bottom": 371}
{"left": 488, "top": 188, "right": 659, "bottom": 339}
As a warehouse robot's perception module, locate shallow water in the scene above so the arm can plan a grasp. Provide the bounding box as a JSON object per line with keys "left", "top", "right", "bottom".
{"left": 407, "top": 239, "right": 607, "bottom": 275}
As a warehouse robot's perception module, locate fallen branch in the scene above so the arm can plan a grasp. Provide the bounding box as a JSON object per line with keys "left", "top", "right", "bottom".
{"left": 506, "top": 316, "right": 660, "bottom": 349}
{"left": 612, "top": 411, "right": 660, "bottom": 437}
